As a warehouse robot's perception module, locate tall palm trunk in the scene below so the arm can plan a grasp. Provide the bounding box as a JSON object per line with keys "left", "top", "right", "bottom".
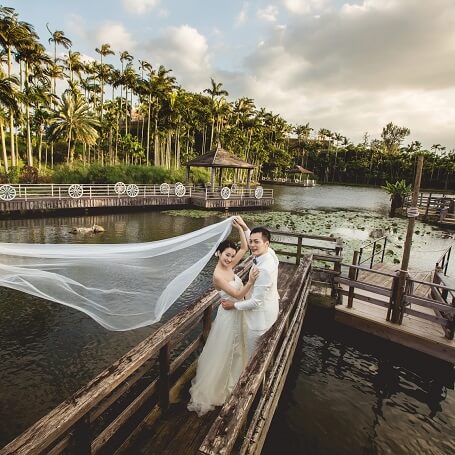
{"left": 7, "top": 47, "right": 15, "bottom": 167}
{"left": 0, "top": 118, "right": 8, "bottom": 172}
{"left": 146, "top": 94, "right": 151, "bottom": 165}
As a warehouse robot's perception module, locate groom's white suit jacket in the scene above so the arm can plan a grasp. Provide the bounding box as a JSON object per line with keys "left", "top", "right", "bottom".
{"left": 234, "top": 231, "right": 280, "bottom": 331}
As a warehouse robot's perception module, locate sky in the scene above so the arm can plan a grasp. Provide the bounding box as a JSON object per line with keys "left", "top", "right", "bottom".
{"left": 11, "top": 0, "right": 455, "bottom": 149}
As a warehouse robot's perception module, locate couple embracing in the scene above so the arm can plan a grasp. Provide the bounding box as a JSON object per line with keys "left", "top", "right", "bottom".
{"left": 188, "top": 216, "right": 279, "bottom": 416}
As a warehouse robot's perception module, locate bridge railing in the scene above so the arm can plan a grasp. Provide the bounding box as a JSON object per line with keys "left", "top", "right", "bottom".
{"left": 269, "top": 229, "right": 343, "bottom": 298}
{"left": 404, "top": 192, "right": 455, "bottom": 219}
{"left": 199, "top": 255, "right": 312, "bottom": 455}
{"left": 357, "top": 235, "right": 388, "bottom": 271}
{"left": 335, "top": 262, "right": 455, "bottom": 340}
{"left": 190, "top": 186, "right": 273, "bottom": 200}
{"left": 0, "top": 258, "right": 253, "bottom": 455}
{"left": 0, "top": 183, "right": 194, "bottom": 201}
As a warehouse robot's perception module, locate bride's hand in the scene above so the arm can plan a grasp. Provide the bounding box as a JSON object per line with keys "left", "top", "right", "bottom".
{"left": 232, "top": 217, "right": 243, "bottom": 230}
{"left": 248, "top": 267, "right": 259, "bottom": 284}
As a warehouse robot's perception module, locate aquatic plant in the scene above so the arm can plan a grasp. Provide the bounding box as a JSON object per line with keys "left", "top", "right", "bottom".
{"left": 382, "top": 180, "right": 412, "bottom": 217}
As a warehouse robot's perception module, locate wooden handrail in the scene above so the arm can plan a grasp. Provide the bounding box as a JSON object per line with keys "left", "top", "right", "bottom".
{"left": 1, "top": 258, "right": 252, "bottom": 455}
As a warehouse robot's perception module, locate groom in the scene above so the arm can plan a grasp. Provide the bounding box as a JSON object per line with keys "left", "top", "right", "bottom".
{"left": 221, "top": 221, "right": 280, "bottom": 359}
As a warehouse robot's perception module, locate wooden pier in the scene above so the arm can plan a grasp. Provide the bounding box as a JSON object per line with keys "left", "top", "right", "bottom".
{"left": 333, "top": 244, "right": 455, "bottom": 363}
{"left": 0, "top": 183, "right": 273, "bottom": 218}
{"left": 404, "top": 191, "right": 455, "bottom": 227}
{"left": 1, "top": 229, "right": 454, "bottom": 454}
{"left": 0, "top": 229, "right": 321, "bottom": 455}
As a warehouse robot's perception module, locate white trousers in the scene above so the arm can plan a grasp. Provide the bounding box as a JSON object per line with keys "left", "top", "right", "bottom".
{"left": 245, "top": 328, "right": 267, "bottom": 359}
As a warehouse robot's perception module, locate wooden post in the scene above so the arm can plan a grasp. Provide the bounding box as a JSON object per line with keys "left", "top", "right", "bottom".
{"left": 424, "top": 192, "right": 431, "bottom": 220}
{"left": 159, "top": 343, "right": 170, "bottom": 412}
{"left": 202, "top": 305, "right": 213, "bottom": 342}
{"left": 448, "top": 296, "right": 455, "bottom": 340}
{"left": 392, "top": 155, "right": 424, "bottom": 323}
{"left": 387, "top": 272, "right": 400, "bottom": 321}
{"left": 347, "top": 251, "right": 359, "bottom": 308}
{"left": 218, "top": 168, "right": 223, "bottom": 188}
{"left": 296, "top": 236, "right": 302, "bottom": 266}
{"left": 381, "top": 237, "right": 387, "bottom": 263}
{"left": 370, "top": 240, "right": 376, "bottom": 269}
{"left": 332, "top": 242, "right": 342, "bottom": 299}
{"left": 246, "top": 169, "right": 252, "bottom": 190}
{"left": 210, "top": 167, "right": 215, "bottom": 190}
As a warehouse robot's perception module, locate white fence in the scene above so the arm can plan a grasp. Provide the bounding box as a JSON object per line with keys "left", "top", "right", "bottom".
{"left": 0, "top": 183, "right": 272, "bottom": 202}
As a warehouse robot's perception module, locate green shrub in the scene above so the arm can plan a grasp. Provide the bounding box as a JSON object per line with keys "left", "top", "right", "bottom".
{"left": 48, "top": 163, "right": 211, "bottom": 185}
{"left": 19, "top": 165, "right": 39, "bottom": 184}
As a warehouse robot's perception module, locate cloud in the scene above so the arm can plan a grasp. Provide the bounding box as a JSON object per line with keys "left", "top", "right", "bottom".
{"left": 142, "top": 25, "right": 211, "bottom": 91}
{"left": 223, "top": 0, "right": 455, "bottom": 148}
{"left": 257, "top": 5, "right": 279, "bottom": 22}
{"left": 282, "top": 0, "right": 326, "bottom": 15}
{"left": 122, "top": 0, "right": 160, "bottom": 14}
{"left": 236, "top": 2, "right": 249, "bottom": 27}
{"left": 94, "top": 22, "right": 137, "bottom": 52}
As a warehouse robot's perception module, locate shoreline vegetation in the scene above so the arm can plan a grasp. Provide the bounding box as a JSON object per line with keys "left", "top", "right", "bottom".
{"left": 0, "top": 6, "right": 454, "bottom": 191}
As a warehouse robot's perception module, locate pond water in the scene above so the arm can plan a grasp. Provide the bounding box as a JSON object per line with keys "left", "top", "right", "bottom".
{"left": 0, "top": 184, "right": 453, "bottom": 452}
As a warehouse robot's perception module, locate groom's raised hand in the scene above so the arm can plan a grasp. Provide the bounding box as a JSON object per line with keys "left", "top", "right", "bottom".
{"left": 221, "top": 299, "right": 235, "bottom": 310}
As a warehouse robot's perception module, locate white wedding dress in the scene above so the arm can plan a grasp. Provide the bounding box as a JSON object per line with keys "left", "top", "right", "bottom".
{"left": 188, "top": 274, "right": 247, "bottom": 416}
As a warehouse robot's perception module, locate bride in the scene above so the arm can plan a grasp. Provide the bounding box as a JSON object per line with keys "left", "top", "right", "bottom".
{"left": 188, "top": 216, "right": 258, "bottom": 416}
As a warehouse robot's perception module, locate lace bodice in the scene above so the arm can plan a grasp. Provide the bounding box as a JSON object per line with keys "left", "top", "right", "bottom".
{"left": 218, "top": 274, "right": 243, "bottom": 301}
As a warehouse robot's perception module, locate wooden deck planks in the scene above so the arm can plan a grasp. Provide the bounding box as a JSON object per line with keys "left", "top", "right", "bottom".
{"left": 116, "top": 262, "right": 298, "bottom": 455}
{"left": 337, "top": 263, "right": 455, "bottom": 363}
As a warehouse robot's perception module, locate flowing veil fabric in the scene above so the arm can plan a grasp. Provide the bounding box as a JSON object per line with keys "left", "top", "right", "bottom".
{"left": 0, "top": 217, "right": 233, "bottom": 331}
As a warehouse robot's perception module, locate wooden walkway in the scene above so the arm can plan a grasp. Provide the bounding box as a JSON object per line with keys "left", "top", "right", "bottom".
{"left": 0, "top": 244, "right": 314, "bottom": 455}
{"left": 335, "top": 263, "right": 455, "bottom": 363}
{"left": 116, "top": 263, "right": 298, "bottom": 455}
{"left": 0, "top": 184, "right": 273, "bottom": 218}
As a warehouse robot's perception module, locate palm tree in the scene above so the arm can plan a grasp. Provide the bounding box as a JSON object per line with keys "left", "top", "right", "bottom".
{"left": 95, "top": 43, "right": 115, "bottom": 120}
{"left": 0, "top": 71, "right": 19, "bottom": 171}
{"left": 48, "top": 91, "right": 100, "bottom": 164}
{"left": 0, "top": 7, "right": 36, "bottom": 166}
{"left": 204, "top": 78, "right": 228, "bottom": 150}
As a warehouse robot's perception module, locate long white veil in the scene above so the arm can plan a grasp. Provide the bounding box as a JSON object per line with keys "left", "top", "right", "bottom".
{"left": 0, "top": 217, "right": 234, "bottom": 331}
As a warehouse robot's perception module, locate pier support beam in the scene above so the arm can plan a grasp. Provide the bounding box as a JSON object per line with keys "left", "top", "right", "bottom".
{"left": 392, "top": 155, "right": 424, "bottom": 323}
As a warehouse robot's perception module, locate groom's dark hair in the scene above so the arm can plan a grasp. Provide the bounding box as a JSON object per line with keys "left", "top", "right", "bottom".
{"left": 250, "top": 227, "right": 271, "bottom": 243}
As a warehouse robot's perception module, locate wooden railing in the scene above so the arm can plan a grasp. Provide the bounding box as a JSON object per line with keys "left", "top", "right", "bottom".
{"left": 0, "top": 183, "right": 193, "bottom": 201}
{"left": 405, "top": 192, "right": 455, "bottom": 220}
{"left": 403, "top": 276, "right": 455, "bottom": 339}
{"left": 190, "top": 187, "right": 273, "bottom": 200}
{"left": 270, "top": 230, "right": 342, "bottom": 298}
{"left": 199, "top": 255, "right": 312, "bottom": 455}
{"left": 0, "top": 259, "right": 253, "bottom": 455}
{"left": 357, "top": 236, "right": 388, "bottom": 270}
{"left": 335, "top": 263, "right": 455, "bottom": 340}
{"left": 436, "top": 246, "right": 452, "bottom": 276}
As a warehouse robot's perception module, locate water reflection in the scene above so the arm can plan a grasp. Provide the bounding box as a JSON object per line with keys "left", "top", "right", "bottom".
{"left": 0, "top": 188, "right": 454, "bottom": 452}
{"left": 263, "top": 305, "right": 455, "bottom": 455}
{"left": 270, "top": 184, "right": 391, "bottom": 214}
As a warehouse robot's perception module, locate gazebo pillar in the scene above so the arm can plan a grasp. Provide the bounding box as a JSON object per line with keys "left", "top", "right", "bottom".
{"left": 185, "top": 165, "right": 191, "bottom": 184}
{"left": 210, "top": 167, "right": 215, "bottom": 190}
{"left": 218, "top": 168, "right": 223, "bottom": 188}
{"left": 246, "top": 169, "right": 252, "bottom": 189}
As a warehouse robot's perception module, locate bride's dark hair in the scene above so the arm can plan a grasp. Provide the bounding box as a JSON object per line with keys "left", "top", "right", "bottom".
{"left": 216, "top": 240, "right": 239, "bottom": 255}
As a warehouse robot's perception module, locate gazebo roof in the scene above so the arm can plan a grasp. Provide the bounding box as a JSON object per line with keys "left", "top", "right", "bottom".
{"left": 186, "top": 144, "right": 255, "bottom": 169}
{"left": 285, "top": 165, "right": 313, "bottom": 174}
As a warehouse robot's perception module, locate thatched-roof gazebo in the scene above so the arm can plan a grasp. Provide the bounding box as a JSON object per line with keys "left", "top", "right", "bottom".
{"left": 186, "top": 144, "right": 255, "bottom": 189}
{"left": 285, "top": 165, "right": 313, "bottom": 175}
{"left": 284, "top": 165, "right": 314, "bottom": 183}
